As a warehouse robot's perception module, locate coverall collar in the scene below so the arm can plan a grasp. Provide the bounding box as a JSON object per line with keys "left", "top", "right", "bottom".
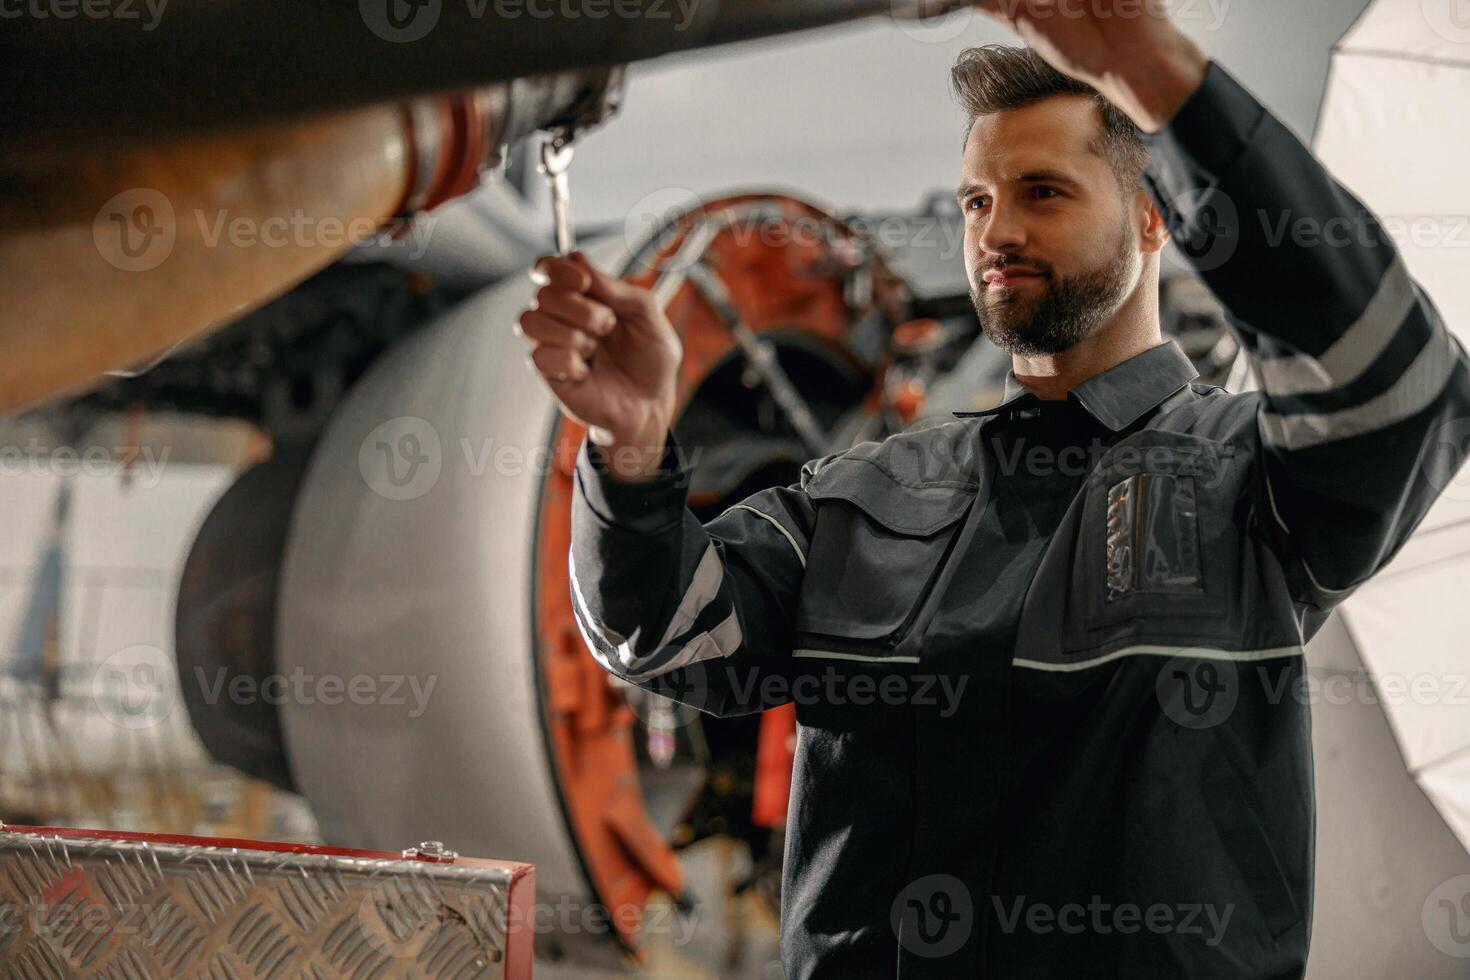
{"left": 954, "top": 338, "right": 1200, "bottom": 431}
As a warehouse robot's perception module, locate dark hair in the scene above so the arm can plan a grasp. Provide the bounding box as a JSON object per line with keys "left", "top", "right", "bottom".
{"left": 950, "top": 44, "right": 1149, "bottom": 200}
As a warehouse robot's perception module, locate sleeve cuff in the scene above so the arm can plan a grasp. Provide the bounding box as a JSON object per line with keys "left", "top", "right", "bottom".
{"left": 1139, "top": 59, "right": 1268, "bottom": 209}
{"left": 574, "top": 426, "right": 695, "bottom": 533}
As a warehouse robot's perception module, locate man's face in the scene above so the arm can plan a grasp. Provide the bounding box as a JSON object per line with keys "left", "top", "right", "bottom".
{"left": 959, "top": 95, "right": 1142, "bottom": 357}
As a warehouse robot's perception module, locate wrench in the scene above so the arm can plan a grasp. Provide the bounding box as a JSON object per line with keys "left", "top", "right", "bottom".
{"left": 538, "top": 128, "right": 577, "bottom": 256}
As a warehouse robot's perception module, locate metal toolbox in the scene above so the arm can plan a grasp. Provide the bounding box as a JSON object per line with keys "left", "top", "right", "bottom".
{"left": 0, "top": 824, "right": 534, "bottom": 978}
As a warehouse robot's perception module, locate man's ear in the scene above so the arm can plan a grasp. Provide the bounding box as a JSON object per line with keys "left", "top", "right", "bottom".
{"left": 1138, "top": 195, "right": 1171, "bottom": 254}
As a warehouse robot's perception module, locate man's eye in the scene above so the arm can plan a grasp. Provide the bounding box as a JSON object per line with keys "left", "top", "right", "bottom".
{"left": 965, "top": 188, "right": 1057, "bottom": 210}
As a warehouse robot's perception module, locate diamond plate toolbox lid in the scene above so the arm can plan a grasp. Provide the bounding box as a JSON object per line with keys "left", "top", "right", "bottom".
{"left": 0, "top": 824, "right": 535, "bottom": 979}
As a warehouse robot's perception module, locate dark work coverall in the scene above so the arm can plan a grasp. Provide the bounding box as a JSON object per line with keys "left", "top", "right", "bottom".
{"left": 567, "top": 59, "right": 1470, "bottom": 977}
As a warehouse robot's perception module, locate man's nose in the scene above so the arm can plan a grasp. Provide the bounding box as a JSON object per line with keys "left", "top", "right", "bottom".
{"left": 974, "top": 198, "right": 1027, "bottom": 256}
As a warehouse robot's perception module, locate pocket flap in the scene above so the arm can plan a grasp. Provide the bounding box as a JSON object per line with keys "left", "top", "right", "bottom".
{"left": 1088, "top": 430, "right": 1236, "bottom": 488}
{"left": 806, "top": 457, "right": 973, "bottom": 536}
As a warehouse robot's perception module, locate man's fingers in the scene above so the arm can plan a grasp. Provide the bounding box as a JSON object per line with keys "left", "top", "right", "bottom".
{"left": 569, "top": 250, "right": 657, "bottom": 317}
{"left": 534, "top": 286, "right": 617, "bottom": 337}
{"left": 530, "top": 254, "right": 592, "bottom": 292}
{"left": 516, "top": 309, "right": 602, "bottom": 360}
{"left": 526, "top": 344, "right": 590, "bottom": 384}
{"left": 528, "top": 251, "right": 659, "bottom": 323}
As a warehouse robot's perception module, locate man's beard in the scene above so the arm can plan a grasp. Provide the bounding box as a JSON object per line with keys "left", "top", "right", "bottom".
{"left": 971, "top": 223, "right": 1134, "bottom": 357}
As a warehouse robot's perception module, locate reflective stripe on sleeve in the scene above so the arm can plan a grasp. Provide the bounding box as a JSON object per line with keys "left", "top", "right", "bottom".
{"left": 1259, "top": 320, "right": 1457, "bottom": 450}
{"left": 1254, "top": 254, "right": 1416, "bottom": 397}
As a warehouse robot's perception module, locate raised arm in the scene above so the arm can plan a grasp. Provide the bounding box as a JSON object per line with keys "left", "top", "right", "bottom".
{"left": 975, "top": 1, "right": 1470, "bottom": 612}
{"left": 1137, "top": 60, "right": 1470, "bottom": 609}
{"left": 515, "top": 249, "right": 833, "bottom": 715}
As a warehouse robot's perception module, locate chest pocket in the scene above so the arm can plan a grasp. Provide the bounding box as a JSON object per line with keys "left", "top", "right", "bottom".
{"left": 1071, "top": 429, "right": 1246, "bottom": 648}
{"left": 796, "top": 457, "right": 974, "bottom": 656}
